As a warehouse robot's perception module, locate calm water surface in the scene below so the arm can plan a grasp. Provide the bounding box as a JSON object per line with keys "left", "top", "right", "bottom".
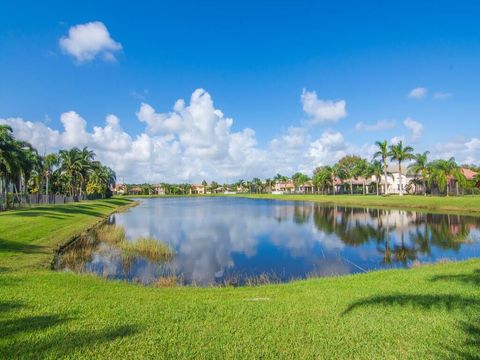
{"left": 59, "top": 197, "right": 480, "bottom": 285}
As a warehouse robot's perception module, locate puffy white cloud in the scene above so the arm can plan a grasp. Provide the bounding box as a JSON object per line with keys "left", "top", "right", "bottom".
{"left": 59, "top": 21, "right": 122, "bottom": 63}
{"left": 0, "top": 117, "right": 61, "bottom": 152}
{"left": 408, "top": 87, "right": 427, "bottom": 99}
{"left": 60, "top": 111, "right": 90, "bottom": 146}
{"left": 403, "top": 117, "right": 423, "bottom": 142}
{"left": 301, "top": 89, "right": 347, "bottom": 124}
{"left": 355, "top": 120, "right": 396, "bottom": 132}
{"left": 432, "top": 137, "right": 480, "bottom": 164}
{"left": 390, "top": 136, "right": 405, "bottom": 145}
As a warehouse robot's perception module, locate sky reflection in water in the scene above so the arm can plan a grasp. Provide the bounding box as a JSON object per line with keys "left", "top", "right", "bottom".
{"left": 63, "top": 197, "right": 480, "bottom": 285}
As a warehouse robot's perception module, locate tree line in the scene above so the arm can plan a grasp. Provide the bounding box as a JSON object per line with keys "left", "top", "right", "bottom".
{"left": 145, "top": 140, "right": 479, "bottom": 196}
{"left": 0, "top": 125, "right": 115, "bottom": 206}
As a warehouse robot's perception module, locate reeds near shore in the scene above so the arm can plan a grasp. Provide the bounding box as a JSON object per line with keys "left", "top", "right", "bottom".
{"left": 58, "top": 223, "right": 173, "bottom": 275}
{"left": 121, "top": 236, "right": 173, "bottom": 262}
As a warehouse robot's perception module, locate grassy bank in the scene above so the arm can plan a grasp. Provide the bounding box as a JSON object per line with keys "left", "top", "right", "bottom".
{"left": 1, "top": 198, "right": 480, "bottom": 358}
{"left": 0, "top": 198, "right": 135, "bottom": 270}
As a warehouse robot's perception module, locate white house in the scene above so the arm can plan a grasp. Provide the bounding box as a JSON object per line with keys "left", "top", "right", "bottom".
{"left": 372, "top": 164, "right": 418, "bottom": 195}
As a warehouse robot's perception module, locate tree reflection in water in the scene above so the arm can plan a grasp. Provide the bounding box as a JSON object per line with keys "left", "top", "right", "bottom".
{"left": 310, "top": 204, "right": 479, "bottom": 266}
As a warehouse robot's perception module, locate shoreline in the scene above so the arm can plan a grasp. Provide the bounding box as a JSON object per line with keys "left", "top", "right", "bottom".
{"left": 121, "top": 193, "right": 480, "bottom": 216}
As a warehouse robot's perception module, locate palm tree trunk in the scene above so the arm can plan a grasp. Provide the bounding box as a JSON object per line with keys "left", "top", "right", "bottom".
{"left": 46, "top": 175, "right": 49, "bottom": 204}
{"left": 376, "top": 180, "right": 379, "bottom": 196}
{"left": 383, "top": 160, "right": 388, "bottom": 195}
{"left": 398, "top": 161, "right": 403, "bottom": 196}
{"left": 423, "top": 179, "right": 427, "bottom": 196}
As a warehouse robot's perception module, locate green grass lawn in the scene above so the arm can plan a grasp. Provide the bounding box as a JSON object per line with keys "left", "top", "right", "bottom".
{"left": 1, "top": 198, "right": 480, "bottom": 358}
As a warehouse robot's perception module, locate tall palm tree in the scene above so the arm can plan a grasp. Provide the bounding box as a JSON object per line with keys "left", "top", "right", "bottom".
{"left": 0, "top": 125, "right": 19, "bottom": 201}
{"left": 43, "top": 153, "right": 59, "bottom": 203}
{"left": 408, "top": 151, "right": 430, "bottom": 196}
{"left": 59, "top": 148, "right": 84, "bottom": 197}
{"left": 388, "top": 141, "right": 415, "bottom": 196}
{"left": 373, "top": 140, "right": 389, "bottom": 195}
{"left": 369, "top": 160, "right": 384, "bottom": 196}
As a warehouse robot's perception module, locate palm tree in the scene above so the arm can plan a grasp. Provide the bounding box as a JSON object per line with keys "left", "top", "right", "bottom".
{"left": 408, "top": 151, "right": 430, "bottom": 196}
{"left": 369, "top": 160, "right": 384, "bottom": 196}
{"left": 59, "top": 148, "right": 84, "bottom": 197}
{"left": 429, "top": 158, "right": 465, "bottom": 196}
{"left": 292, "top": 172, "right": 309, "bottom": 192}
{"left": 373, "top": 140, "right": 389, "bottom": 195}
{"left": 388, "top": 141, "right": 415, "bottom": 196}
{"left": 0, "top": 125, "right": 19, "bottom": 203}
{"left": 313, "top": 167, "right": 332, "bottom": 194}
{"left": 43, "top": 153, "right": 59, "bottom": 203}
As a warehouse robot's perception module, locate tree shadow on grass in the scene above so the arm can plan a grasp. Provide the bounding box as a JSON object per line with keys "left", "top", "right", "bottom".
{"left": 12, "top": 205, "right": 106, "bottom": 219}
{"left": 342, "top": 268, "right": 480, "bottom": 358}
{"left": 341, "top": 294, "right": 480, "bottom": 316}
{"left": 430, "top": 269, "right": 480, "bottom": 287}
{"left": 0, "top": 300, "right": 24, "bottom": 314}
{"left": 0, "top": 301, "right": 140, "bottom": 358}
{"left": 0, "top": 238, "right": 47, "bottom": 255}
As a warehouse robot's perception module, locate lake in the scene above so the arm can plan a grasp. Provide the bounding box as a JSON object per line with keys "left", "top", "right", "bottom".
{"left": 57, "top": 197, "right": 480, "bottom": 285}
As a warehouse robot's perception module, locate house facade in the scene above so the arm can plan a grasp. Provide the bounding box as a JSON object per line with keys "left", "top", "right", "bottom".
{"left": 111, "top": 183, "right": 127, "bottom": 195}
{"left": 190, "top": 184, "right": 205, "bottom": 194}
{"left": 272, "top": 180, "right": 295, "bottom": 194}
{"left": 371, "top": 165, "right": 418, "bottom": 195}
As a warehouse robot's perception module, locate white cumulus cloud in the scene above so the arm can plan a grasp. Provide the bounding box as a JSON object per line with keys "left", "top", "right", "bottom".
{"left": 403, "top": 117, "right": 423, "bottom": 142}
{"left": 59, "top": 21, "right": 122, "bottom": 63}
{"left": 301, "top": 89, "right": 347, "bottom": 124}
{"left": 408, "top": 87, "right": 427, "bottom": 99}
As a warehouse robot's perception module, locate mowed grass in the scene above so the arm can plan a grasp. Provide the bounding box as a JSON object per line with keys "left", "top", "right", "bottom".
{"left": 1, "top": 197, "right": 480, "bottom": 358}
{"left": 0, "top": 198, "right": 135, "bottom": 270}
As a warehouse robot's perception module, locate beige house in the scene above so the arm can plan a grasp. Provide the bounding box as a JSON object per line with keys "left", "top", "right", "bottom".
{"left": 272, "top": 180, "right": 295, "bottom": 194}
{"left": 111, "top": 183, "right": 127, "bottom": 195}
{"left": 190, "top": 184, "right": 206, "bottom": 194}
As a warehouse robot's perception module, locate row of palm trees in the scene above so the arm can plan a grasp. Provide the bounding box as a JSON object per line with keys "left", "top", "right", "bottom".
{"left": 314, "top": 140, "right": 478, "bottom": 196}
{"left": 0, "top": 125, "right": 115, "bottom": 206}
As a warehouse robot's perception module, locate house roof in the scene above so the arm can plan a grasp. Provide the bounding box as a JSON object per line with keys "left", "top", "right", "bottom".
{"left": 461, "top": 167, "right": 477, "bottom": 180}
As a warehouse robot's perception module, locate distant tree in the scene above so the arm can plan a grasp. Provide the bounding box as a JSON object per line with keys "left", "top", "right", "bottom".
{"left": 313, "top": 167, "right": 332, "bottom": 194}
{"left": 374, "top": 140, "right": 389, "bottom": 194}
{"left": 408, "top": 151, "right": 430, "bottom": 196}
{"left": 388, "top": 141, "right": 415, "bottom": 196}
{"left": 429, "top": 157, "right": 465, "bottom": 196}
{"left": 369, "top": 160, "right": 384, "bottom": 196}
{"left": 43, "top": 153, "right": 59, "bottom": 203}
{"left": 338, "top": 155, "right": 364, "bottom": 195}
{"left": 292, "top": 172, "right": 309, "bottom": 190}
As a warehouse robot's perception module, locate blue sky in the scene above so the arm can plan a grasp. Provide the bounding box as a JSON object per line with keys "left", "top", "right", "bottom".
{"left": 1, "top": 1, "right": 479, "bottom": 182}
